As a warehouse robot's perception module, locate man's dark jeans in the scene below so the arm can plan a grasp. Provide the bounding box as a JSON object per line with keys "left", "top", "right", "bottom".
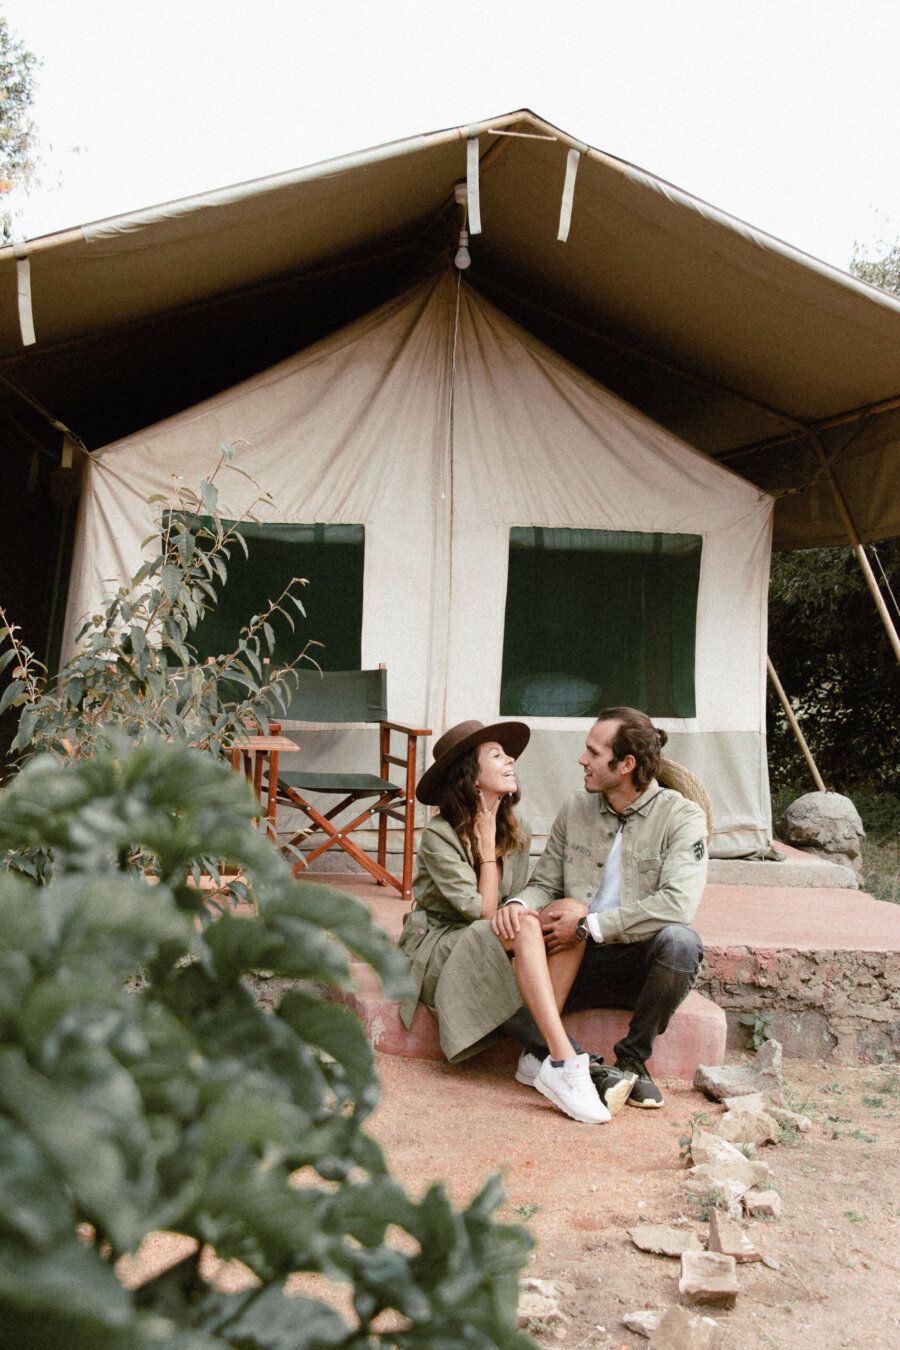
{"left": 502, "top": 923, "right": 704, "bottom": 1067}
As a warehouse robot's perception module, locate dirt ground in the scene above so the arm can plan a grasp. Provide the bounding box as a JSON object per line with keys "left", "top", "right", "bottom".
{"left": 365, "top": 1052, "right": 900, "bottom": 1350}
{"left": 124, "top": 1052, "right": 900, "bottom": 1348}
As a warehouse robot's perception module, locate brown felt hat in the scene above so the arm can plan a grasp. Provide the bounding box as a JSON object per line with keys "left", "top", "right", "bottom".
{"left": 657, "top": 758, "right": 714, "bottom": 841}
{"left": 416, "top": 719, "right": 531, "bottom": 805}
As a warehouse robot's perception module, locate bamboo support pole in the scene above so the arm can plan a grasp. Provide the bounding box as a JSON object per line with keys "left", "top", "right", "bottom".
{"left": 812, "top": 437, "right": 900, "bottom": 666}
{"left": 766, "top": 656, "right": 827, "bottom": 792}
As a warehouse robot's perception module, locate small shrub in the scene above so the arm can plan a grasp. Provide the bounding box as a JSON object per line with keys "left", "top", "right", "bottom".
{"left": 0, "top": 738, "right": 536, "bottom": 1348}
{"left": 739, "top": 1010, "right": 776, "bottom": 1050}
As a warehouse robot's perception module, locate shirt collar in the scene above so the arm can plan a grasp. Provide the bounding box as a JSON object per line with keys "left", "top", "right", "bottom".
{"left": 598, "top": 778, "right": 662, "bottom": 819}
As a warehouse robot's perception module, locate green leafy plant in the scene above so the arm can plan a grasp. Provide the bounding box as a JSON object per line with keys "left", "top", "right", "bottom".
{"left": 686, "top": 1186, "right": 726, "bottom": 1222}
{"left": 739, "top": 1010, "right": 776, "bottom": 1050}
{"left": 0, "top": 446, "right": 312, "bottom": 770}
{"left": 0, "top": 736, "right": 535, "bottom": 1348}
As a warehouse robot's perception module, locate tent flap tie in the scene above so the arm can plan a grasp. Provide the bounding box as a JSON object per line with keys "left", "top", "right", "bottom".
{"left": 466, "top": 136, "right": 481, "bottom": 235}
{"left": 558, "top": 144, "right": 585, "bottom": 242}
{"left": 13, "top": 241, "right": 36, "bottom": 347}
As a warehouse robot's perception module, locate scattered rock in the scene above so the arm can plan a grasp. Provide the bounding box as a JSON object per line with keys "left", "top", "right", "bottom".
{"left": 687, "top": 1131, "right": 771, "bottom": 1188}
{"left": 622, "top": 1308, "right": 664, "bottom": 1337}
{"left": 649, "top": 1304, "right": 721, "bottom": 1348}
{"left": 715, "top": 1106, "right": 779, "bottom": 1148}
{"left": 682, "top": 1166, "right": 749, "bottom": 1215}
{"left": 517, "top": 1278, "right": 568, "bottom": 1330}
{"left": 707, "top": 1208, "right": 762, "bottom": 1263}
{"left": 628, "top": 1224, "right": 704, "bottom": 1256}
{"left": 720, "top": 1090, "right": 811, "bottom": 1133}
{"left": 679, "top": 1251, "right": 739, "bottom": 1308}
{"left": 694, "top": 1040, "right": 783, "bottom": 1101}
{"left": 679, "top": 1250, "right": 738, "bottom": 1309}
{"left": 742, "top": 1188, "right": 783, "bottom": 1219}
{"left": 775, "top": 791, "right": 864, "bottom": 882}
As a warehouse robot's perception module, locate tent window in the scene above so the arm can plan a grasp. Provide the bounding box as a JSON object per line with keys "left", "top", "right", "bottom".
{"left": 181, "top": 520, "right": 365, "bottom": 671}
{"left": 500, "top": 527, "right": 701, "bottom": 718}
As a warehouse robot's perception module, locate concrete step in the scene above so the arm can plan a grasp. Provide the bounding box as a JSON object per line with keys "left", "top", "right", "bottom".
{"left": 330, "top": 966, "right": 726, "bottom": 1078}
{"left": 298, "top": 867, "right": 900, "bottom": 1065}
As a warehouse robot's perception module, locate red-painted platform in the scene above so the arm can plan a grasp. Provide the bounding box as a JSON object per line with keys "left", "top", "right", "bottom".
{"left": 300, "top": 873, "right": 729, "bottom": 1076}
{"left": 295, "top": 869, "right": 900, "bottom": 1066}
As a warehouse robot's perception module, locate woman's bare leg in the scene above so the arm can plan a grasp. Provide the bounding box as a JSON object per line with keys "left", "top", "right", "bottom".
{"left": 498, "top": 914, "right": 584, "bottom": 1062}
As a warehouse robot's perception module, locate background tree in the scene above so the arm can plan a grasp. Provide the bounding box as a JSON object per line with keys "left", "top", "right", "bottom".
{"left": 850, "top": 235, "right": 900, "bottom": 296}
{"left": 767, "top": 540, "right": 900, "bottom": 793}
{"left": 0, "top": 9, "right": 40, "bottom": 240}
{"left": 766, "top": 233, "right": 900, "bottom": 802}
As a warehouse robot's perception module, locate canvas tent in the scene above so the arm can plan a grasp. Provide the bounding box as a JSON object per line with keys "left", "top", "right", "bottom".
{"left": 3, "top": 108, "right": 900, "bottom": 844}
{"left": 63, "top": 273, "right": 773, "bottom": 856}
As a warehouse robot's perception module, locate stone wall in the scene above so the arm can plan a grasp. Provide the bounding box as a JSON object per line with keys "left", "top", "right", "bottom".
{"left": 698, "top": 946, "right": 900, "bottom": 1064}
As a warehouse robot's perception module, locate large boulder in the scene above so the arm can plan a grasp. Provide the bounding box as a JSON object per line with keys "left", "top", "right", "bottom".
{"left": 775, "top": 791, "right": 865, "bottom": 883}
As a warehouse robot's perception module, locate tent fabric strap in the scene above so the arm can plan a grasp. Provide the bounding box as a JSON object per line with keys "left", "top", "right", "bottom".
{"left": 558, "top": 143, "right": 587, "bottom": 243}
{"left": 466, "top": 134, "right": 482, "bottom": 235}
{"left": 12, "top": 241, "right": 35, "bottom": 347}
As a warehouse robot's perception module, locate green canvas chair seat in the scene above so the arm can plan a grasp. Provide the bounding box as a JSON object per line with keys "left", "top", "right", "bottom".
{"left": 272, "top": 668, "right": 429, "bottom": 902}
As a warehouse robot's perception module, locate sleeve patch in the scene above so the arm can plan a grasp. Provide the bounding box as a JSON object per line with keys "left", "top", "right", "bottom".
{"left": 692, "top": 839, "right": 706, "bottom": 861}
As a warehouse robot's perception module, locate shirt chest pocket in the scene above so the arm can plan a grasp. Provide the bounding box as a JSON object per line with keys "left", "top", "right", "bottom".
{"left": 635, "top": 854, "right": 662, "bottom": 893}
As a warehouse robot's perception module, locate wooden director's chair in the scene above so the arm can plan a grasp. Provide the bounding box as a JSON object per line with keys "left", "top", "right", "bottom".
{"left": 272, "top": 668, "right": 430, "bottom": 903}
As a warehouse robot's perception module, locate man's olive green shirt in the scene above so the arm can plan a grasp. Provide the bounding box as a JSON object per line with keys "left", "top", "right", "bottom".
{"left": 516, "top": 779, "right": 708, "bottom": 943}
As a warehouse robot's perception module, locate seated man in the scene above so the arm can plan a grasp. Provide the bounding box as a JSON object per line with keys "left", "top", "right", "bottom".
{"left": 502, "top": 706, "right": 709, "bottom": 1109}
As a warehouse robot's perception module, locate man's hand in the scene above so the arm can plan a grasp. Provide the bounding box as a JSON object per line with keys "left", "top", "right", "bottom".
{"left": 541, "top": 899, "right": 588, "bottom": 954}
{"left": 491, "top": 902, "right": 538, "bottom": 942}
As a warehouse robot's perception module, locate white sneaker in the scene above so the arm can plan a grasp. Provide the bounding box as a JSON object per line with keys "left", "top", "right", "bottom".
{"left": 515, "top": 1048, "right": 544, "bottom": 1086}
{"left": 534, "top": 1053, "right": 612, "bottom": 1124}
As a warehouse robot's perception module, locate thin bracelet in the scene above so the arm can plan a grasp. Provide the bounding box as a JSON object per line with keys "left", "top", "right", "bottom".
{"left": 480, "top": 858, "right": 498, "bottom": 865}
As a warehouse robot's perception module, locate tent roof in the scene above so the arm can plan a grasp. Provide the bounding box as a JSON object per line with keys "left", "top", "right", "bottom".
{"left": 3, "top": 108, "right": 899, "bottom": 548}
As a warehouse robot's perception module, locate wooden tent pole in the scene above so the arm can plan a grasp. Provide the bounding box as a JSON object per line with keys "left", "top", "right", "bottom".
{"left": 812, "top": 437, "right": 900, "bottom": 666}
{"left": 766, "top": 656, "right": 827, "bottom": 792}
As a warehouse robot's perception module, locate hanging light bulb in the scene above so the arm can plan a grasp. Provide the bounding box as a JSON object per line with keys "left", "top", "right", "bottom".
{"left": 454, "top": 228, "right": 471, "bottom": 270}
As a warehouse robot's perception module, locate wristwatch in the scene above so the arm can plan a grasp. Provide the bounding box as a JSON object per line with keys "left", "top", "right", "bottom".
{"left": 575, "top": 916, "right": 590, "bottom": 942}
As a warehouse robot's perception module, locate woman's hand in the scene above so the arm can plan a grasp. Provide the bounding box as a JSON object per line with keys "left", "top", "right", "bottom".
{"left": 474, "top": 788, "right": 498, "bottom": 860}
{"left": 491, "top": 901, "right": 539, "bottom": 942}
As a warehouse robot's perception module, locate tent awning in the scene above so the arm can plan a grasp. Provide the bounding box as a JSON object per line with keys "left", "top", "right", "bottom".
{"left": 2, "top": 108, "right": 899, "bottom": 549}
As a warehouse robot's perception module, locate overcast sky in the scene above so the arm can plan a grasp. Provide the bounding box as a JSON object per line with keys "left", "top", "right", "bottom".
{"left": 5, "top": 0, "right": 900, "bottom": 272}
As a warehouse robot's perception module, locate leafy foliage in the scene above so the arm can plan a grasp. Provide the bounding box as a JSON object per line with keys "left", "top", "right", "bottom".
{"left": 767, "top": 539, "right": 900, "bottom": 792}
{"left": 850, "top": 235, "right": 900, "bottom": 297}
{"left": 0, "top": 12, "right": 39, "bottom": 240}
{"left": 0, "top": 447, "right": 313, "bottom": 769}
{"left": 0, "top": 736, "right": 535, "bottom": 1348}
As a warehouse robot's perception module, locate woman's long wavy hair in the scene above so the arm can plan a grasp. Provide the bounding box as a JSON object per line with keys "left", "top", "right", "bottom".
{"left": 436, "top": 746, "right": 528, "bottom": 873}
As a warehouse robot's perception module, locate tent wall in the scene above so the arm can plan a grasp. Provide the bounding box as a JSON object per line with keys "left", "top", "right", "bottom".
{"left": 63, "top": 273, "right": 774, "bottom": 856}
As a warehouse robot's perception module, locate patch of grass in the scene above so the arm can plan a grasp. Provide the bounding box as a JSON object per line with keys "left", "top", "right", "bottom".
{"left": 777, "top": 1121, "right": 804, "bottom": 1147}
{"left": 687, "top": 1186, "right": 726, "bottom": 1221}
{"left": 783, "top": 1087, "right": 821, "bottom": 1118}
{"left": 843, "top": 1210, "right": 868, "bottom": 1223}
{"left": 509, "top": 1203, "right": 542, "bottom": 1220}
{"left": 861, "top": 835, "right": 900, "bottom": 905}
{"left": 865, "top": 1070, "right": 900, "bottom": 1097}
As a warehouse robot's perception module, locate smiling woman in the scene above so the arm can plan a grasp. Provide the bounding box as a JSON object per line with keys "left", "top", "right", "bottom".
{"left": 398, "top": 718, "right": 613, "bottom": 1125}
